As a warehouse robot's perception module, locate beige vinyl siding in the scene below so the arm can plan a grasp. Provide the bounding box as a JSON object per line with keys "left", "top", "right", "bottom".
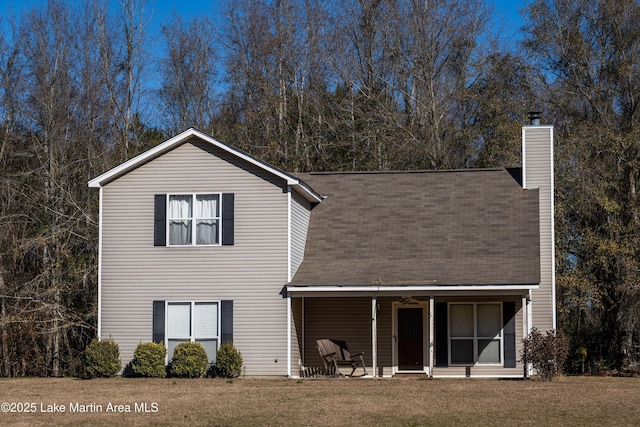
{"left": 290, "top": 190, "right": 311, "bottom": 279}
{"left": 523, "top": 126, "right": 555, "bottom": 332}
{"left": 100, "top": 140, "right": 290, "bottom": 375}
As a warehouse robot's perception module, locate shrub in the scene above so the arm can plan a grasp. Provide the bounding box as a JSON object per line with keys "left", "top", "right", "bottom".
{"left": 169, "top": 342, "right": 209, "bottom": 378}
{"left": 211, "top": 341, "right": 243, "bottom": 378}
{"left": 522, "top": 328, "right": 569, "bottom": 381}
{"left": 131, "top": 342, "right": 167, "bottom": 378}
{"left": 85, "top": 337, "right": 121, "bottom": 378}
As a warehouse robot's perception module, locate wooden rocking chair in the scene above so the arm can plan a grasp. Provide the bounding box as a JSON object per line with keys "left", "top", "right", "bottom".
{"left": 316, "top": 339, "right": 367, "bottom": 377}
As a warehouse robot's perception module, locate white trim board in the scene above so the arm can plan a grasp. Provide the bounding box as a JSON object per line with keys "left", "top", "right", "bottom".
{"left": 88, "top": 128, "right": 323, "bottom": 203}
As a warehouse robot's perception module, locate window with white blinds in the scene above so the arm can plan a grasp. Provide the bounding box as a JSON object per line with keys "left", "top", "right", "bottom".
{"left": 167, "top": 302, "right": 219, "bottom": 364}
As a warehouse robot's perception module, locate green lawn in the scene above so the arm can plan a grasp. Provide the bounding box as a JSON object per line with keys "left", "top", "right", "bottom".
{"left": 1, "top": 376, "right": 639, "bottom": 426}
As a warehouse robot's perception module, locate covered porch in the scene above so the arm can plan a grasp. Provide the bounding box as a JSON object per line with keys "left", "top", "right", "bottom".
{"left": 285, "top": 286, "right": 534, "bottom": 378}
{"left": 287, "top": 167, "right": 542, "bottom": 378}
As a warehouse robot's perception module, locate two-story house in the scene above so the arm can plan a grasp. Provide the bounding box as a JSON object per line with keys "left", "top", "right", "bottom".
{"left": 88, "top": 116, "right": 555, "bottom": 377}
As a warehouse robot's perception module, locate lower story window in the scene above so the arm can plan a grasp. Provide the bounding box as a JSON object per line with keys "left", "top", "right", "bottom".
{"left": 167, "top": 301, "right": 219, "bottom": 364}
{"left": 449, "top": 303, "right": 502, "bottom": 365}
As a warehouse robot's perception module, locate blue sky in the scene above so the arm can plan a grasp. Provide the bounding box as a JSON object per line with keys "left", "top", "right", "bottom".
{"left": 175, "top": 1, "right": 525, "bottom": 27}
{"left": 153, "top": 0, "right": 528, "bottom": 38}
{"left": 2, "top": 0, "right": 528, "bottom": 36}
{"left": 492, "top": 0, "right": 528, "bottom": 43}
{"left": 0, "top": 0, "right": 220, "bottom": 23}
{"left": 492, "top": 0, "right": 527, "bottom": 25}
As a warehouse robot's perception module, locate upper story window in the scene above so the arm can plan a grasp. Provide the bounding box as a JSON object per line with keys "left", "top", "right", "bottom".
{"left": 154, "top": 193, "right": 234, "bottom": 247}
{"left": 168, "top": 194, "right": 220, "bottom": 246}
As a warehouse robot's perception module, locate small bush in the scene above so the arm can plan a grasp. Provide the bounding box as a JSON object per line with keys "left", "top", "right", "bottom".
{"left": 85, "top": 337, "right": 121, "bottom": 378}
{"left": 131, "top": 342, "right": 167, "bottom": 378}
{"left": 522, "top": 328, "right": 569, "bottom": 381}
{"left": 211, "top": 341, "right": 243, "bottom": 378}
{"left": 170, "top": 342, "right": 209, "bottom": 378}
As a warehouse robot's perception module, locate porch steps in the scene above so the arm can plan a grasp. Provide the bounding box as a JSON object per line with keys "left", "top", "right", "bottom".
{"left": 392, "top": 373, "right": 428, "bottom": 378}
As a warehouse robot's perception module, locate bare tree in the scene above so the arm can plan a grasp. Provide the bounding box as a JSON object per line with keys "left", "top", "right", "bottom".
{"left": 158, "top": 14, "right": 220, "bottom": 134}
{"left": 98, "top": 0, "right": 150, "bottom": 162}
{"left": 0, "top": 0, "right": 113, "bottom": 376}
{"left": 317, "top": 0, "right": 496, "bottom": 170}
{"left": 385, "top": 0, "right": 493, "bottom": 169}
{"left": 465, "top": 52, "right": 535, "bottom": 168}
{"left": 218, "top": 0, "right": 331, "bottom": 171}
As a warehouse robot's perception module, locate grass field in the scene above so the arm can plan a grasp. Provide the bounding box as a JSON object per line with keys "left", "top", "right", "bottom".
{"left": 1, "top": 376, "right": 639, "bottom": 426}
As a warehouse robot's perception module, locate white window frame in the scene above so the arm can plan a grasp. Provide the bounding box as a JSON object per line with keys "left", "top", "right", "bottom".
{"left": 165, "top": 301, "right": 221, "bottom": 364}
{"left": 448, "top": 302, "right": 503, "bottom": 366}
{"left": 167, "top": 193, "right": 221, "bottom": 246}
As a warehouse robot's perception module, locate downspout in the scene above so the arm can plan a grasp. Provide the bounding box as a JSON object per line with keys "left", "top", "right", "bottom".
{"left": 527, "top": 291, "right": 533, "bottom": 377}
{"left": 287, "top": 188, "right": 292, "bottom": 377}
{"left": 301, "top": 297, "right": 305, "bottom": 373}
{"left": 287, "top": 189, "right": 292, "bottom": 283}
{"left": 287, "top": 293, "right": 292, "bottom": 378}
{"left": 97, "top": 187, "right": 103, "bottom": 340}
{"left": 522, "top": 295, "right": 528, "bottom": 377}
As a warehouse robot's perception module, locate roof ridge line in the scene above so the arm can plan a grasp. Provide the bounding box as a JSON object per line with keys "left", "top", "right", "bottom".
{"left": 304, "top": 168, "right": 507, "bottom": 176}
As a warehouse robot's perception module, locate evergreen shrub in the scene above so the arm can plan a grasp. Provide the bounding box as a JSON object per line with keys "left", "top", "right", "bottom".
{"left": 131, "top": 341, "right": 167, "bottom": 378}
{"left": 85, "top": 337, "right": 121, "bottom": 378}
{"left": 211, "top": 341, "right": 243, "bottom": 378}
{"left": 169, "top": 342, "right": 209, "bottom": 378}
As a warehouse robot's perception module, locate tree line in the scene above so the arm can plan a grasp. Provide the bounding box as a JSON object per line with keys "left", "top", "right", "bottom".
{"left": 0, "top": 0, "right": 638, "bottom": 376}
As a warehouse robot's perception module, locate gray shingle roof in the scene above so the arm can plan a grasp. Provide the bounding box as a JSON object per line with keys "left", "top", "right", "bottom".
{"left": 290, "top": 168, "right": 540, "bottom": 287}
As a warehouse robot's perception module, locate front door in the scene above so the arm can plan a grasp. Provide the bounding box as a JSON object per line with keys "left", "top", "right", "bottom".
{"left": 398, "top": 307, "right": 424, "bottom": 370}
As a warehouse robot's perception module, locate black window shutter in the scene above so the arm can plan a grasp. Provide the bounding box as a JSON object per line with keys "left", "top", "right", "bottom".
{"left": 503, "top": 302, "right": 516, "bottom": 368}
{"left": 152, "top": 300, "right": 165, "bottom": 344}
{"left": 154, "top": 194, "right": 167, "bottom": 246}
{"left": 435, "top": 302, "right": 448, "bottom": 367}
{"left": 222, "top": 193, "right": 234, "bottom": 245}
{"left": 221, "top": 300, "right": 234, "bottom": 343}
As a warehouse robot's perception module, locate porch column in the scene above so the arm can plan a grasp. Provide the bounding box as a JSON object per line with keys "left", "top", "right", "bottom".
{"left": 429, "top": 296, "right": 434, "bottom": 378}
{"left": 287, "top": 294, "right": 292, "bottom": 378}
{"left": 524, "top": 294, "right": 532, "bottom": 377}
{"left": 371, "top": 297, "right": 377, "bottom": 378}
{"left": 522, "top": 296, "right": 528, "bottom": 338}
